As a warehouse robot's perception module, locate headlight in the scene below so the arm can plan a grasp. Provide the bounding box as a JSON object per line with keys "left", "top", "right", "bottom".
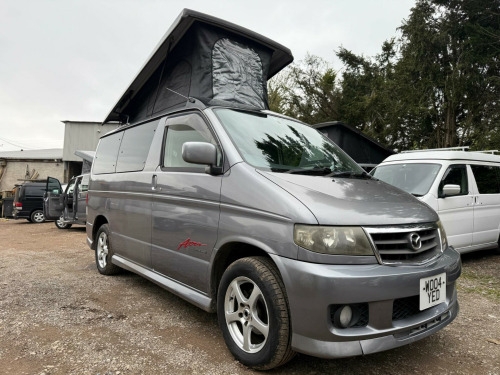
{"left": 294, "top": 225, "right": 374, "bottom": 256}
{"left": 437, "top": 220, "right": 448, "bottom": 251}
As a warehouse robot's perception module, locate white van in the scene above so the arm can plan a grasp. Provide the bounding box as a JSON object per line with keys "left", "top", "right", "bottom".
{"left": 372, "top": 149, "right": 500, "bottom": 254}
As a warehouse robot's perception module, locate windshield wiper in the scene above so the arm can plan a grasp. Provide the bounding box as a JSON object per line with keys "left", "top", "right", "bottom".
{"left": 284, "top": 166, "right": 332, "bottom": 175}
{"left": 328, "top": 170, "right": 372, "bottom": 179}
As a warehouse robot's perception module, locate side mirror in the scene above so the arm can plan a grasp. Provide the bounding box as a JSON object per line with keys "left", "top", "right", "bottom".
{"left": 182, "top": 142, "right": 222, "bottom": 175}
{"left": 442, "top": 184, "right": 461, "bottom": 197}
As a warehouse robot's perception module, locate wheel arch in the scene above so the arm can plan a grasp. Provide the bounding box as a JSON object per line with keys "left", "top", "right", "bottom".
{"left": 209, "top": 240, "right": 283, "bottom": 307}
{"left": 91, "top": 215, "right": 109, "bottom": 250}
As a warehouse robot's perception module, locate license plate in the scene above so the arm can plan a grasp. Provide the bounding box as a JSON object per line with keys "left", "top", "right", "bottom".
{"left": 419, "top": 273, "right": 446, "bottom": 310}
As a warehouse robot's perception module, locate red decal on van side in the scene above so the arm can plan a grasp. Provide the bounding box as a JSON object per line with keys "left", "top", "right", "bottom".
{"left": 177, "top": 238, "right": 207, "bottom": 251}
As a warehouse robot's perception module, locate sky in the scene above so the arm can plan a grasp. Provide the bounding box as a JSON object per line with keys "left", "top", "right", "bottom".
{"left": 0, "top": 0, "right": 415, "bottom": 152}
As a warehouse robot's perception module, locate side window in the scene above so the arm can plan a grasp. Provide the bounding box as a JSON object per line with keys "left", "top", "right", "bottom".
{"left": 471, "top": 165, "right": 500, "bottom": 194}
{"left": 93, "top": 132, "right": 123, "bottom": 174}
{"left": 438, "top": 164, "right": 468, "bottom": 198}
{"left": 80, "top": 175, "right": 90, "bottom": 192}
{"left": 116, "top": 120, "right": 158, "bottom": 173}
{"left": 25, "top": 186, "right": 45, "bottom": 196}
{"left": 162, "top": 113, "right": 221, "bottom": 170}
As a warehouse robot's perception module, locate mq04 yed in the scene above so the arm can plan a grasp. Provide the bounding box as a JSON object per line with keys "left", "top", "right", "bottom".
{"left": 86, "top": 9, "right": 461, "bottom": 370}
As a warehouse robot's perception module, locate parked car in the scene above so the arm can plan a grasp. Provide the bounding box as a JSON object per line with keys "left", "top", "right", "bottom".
{"left": 12, "top": 181, "right": 46, "bottom": 223}
{"left": 372, "top": 149, "right": 500, "bottom": 254}
{"left": 43, "top": 174, "right": 89, "bottom": 229}
{"left": 85, "top": 9, "right": 462, "bottom": 370}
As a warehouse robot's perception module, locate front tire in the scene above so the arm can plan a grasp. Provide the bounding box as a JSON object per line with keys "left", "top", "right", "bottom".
{"left": 217, "top": 257, "right": 294, "bottom": 370}
{"left": 95, "top": 224, "right": 120, "bottom": 275}
{"left": 55, "top": 215, "right": 72, "bottom": 229}
{"left": 31, "top": 210, "right": 45, "bottom": 223}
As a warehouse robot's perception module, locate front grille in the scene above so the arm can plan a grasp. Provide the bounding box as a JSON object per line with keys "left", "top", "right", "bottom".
{"left": 393, "top": 296, "right": 420, "bottom": 321}
{"left": 364, "top": 224, "right": 442, "bottom": 264}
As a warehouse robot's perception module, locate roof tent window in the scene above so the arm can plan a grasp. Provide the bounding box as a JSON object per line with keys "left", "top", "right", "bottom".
{"left": 212, "top": 38, "right": 265, "bottom": 109}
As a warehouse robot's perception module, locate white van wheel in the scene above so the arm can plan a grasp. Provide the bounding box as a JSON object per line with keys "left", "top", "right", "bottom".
{"left": 217, "top": 257, "right": 294, "bottom": 370}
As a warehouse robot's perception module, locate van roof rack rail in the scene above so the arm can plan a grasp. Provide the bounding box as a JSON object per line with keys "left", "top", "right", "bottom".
{"left": 401, "top": 147, "right": 499, "bottom": 155}
{"left": 401, "top": 146, "right": 469, "bottom": 153}
{"left": 475, "top": 150, "right": 499, "bottom": 154}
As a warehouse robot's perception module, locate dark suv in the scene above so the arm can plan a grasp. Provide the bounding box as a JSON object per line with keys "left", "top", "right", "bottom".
{"left": 12, "top": 182, "right": 46, "bottom": 223}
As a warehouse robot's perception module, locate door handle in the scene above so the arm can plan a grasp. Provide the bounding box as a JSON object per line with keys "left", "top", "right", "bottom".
{"left": 152, "top": 174, "right": 159, "bottom": 191}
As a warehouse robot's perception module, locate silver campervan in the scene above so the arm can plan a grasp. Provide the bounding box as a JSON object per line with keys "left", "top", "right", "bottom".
{"left": 86, "top": 9, "right": 461, "bottom": 370}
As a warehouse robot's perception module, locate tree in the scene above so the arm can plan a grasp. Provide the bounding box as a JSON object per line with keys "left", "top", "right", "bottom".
{"left": 268, "top": 55, "right": 341, "bottom": 124}
{"left": 395, "top": 0, "right": 499, "bottom": 149}
{"left": 269, "top": 0, "right": 499, "bottom": 151}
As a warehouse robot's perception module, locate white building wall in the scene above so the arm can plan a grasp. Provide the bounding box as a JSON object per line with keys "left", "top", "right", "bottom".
{"left": 0, "top": 160, "right": 64, "bottom": 191}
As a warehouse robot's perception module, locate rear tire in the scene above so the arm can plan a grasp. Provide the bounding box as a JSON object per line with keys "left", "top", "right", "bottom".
{"left": 95, "top": 224, "right": 120, "bottom": 275}
{"left": 217, "top": 257, "right": 294, "bottom": 370}
{"left": 31, "top": 210, "right": 45, "bottom": 223}
{"left": 55, "top": 215, "right": 72, "bottom": 229}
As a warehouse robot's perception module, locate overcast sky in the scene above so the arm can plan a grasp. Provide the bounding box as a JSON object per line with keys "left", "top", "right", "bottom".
{"left": 0, "top": 0, "right": 415, "bottom": 152}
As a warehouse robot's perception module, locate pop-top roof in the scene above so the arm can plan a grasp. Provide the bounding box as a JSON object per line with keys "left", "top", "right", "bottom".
{"left": 104, "top": 9, "right": 294, "bottom": 124}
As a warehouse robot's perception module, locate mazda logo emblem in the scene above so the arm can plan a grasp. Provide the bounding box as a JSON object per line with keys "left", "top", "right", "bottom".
{"left": 409, "top": 232, "right": 422, "bottom": 251}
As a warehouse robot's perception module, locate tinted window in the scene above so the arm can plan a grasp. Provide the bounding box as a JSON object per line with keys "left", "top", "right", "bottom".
{"left": 439, "top": 165, "right": 468, "bottom": 197}
{"left": 116, "top": 120, "right": 158, "bottom": 172}
{"left": 24, "top": 185, "right": 45, "bottom": 196}
{"left": 47, "top": 178, "right": 62, "bottom": 194}
{"left": 93, "top": 132, "right": 123, "bottom": 174}
{"left": 372, "top": 163, "right": 441, "bottom": 196}
{"left": 471, "top": 165, "right": 500, "bottom": 194}
{"left": 163, "top": 113, "right": 220, "bottom": 170}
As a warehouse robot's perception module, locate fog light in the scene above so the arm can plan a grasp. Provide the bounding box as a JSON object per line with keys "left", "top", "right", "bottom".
{"left": 334, "top": 305, "right": 352, "bottom": 328}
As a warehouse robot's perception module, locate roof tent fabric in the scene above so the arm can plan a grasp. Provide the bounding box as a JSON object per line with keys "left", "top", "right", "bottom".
{"left": 105, "top": 9, "right": 293, "bottom": 124}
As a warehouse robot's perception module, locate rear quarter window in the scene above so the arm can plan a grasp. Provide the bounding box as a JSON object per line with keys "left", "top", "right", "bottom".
{"left": 471, "top": 165, "right": 500, "bottom": 194}
{"left": 116, "top": 120, "right": 158, "bottom": 172}
{"left": 24, "top": 185, "right": 45, "bottom": 196}
{"left": 93, "top": 132, "right": 123, "bottom": 174}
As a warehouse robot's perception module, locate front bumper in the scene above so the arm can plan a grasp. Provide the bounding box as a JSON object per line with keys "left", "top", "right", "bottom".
{"left": 271, "top": 246, "right": 461, "bottom": 358}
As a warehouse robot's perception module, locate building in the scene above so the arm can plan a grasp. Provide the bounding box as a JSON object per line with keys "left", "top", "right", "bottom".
{"left": 62, "top": 121, "right": 119, "bottom": 181}
{"left": 0, "top": 148, "right": 64, "bottom": 192}
{"left": 313, "top": 121, "right": 395, "bottom": 171}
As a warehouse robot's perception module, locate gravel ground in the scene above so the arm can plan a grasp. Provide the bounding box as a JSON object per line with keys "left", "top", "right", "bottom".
{"left": 0, "top": 219, "right": 498, "bottom": 375}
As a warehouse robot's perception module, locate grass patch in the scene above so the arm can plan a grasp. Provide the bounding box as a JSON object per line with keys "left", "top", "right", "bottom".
{"left": 458, "top": 269, "right": 500, "bottom": 302}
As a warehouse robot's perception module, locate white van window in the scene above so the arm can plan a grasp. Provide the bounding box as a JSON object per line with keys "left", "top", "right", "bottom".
{"left": 471, "top": 165, "right": 500, "bottom": 194}
{"left": 162, "top": 113, "right": 221, "bottom": 170}
{"left": 439, "top": 165, "right": 468, "bottom": 197}
{"left": 372, "top": 163, "right": 441, "bottom": 197}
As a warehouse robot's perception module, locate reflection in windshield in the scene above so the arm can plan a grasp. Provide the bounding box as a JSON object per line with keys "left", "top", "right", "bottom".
{"left": 372, "top": 163, "right": 441, "bottom": 196}
{"left": 214, "top": 109, "right": 363, "bottom": 174}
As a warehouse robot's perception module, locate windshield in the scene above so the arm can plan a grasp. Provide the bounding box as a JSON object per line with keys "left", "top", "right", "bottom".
{"left": 214, "top": 109, "right": 363, "bottom": 175}
{"left": 372, "top": 163, "right": 442, "bottom": 196}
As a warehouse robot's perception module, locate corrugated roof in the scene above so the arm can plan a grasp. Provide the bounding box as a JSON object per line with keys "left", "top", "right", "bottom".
{"left": 0, "top": 148, "right": 63, "bottom": 160}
